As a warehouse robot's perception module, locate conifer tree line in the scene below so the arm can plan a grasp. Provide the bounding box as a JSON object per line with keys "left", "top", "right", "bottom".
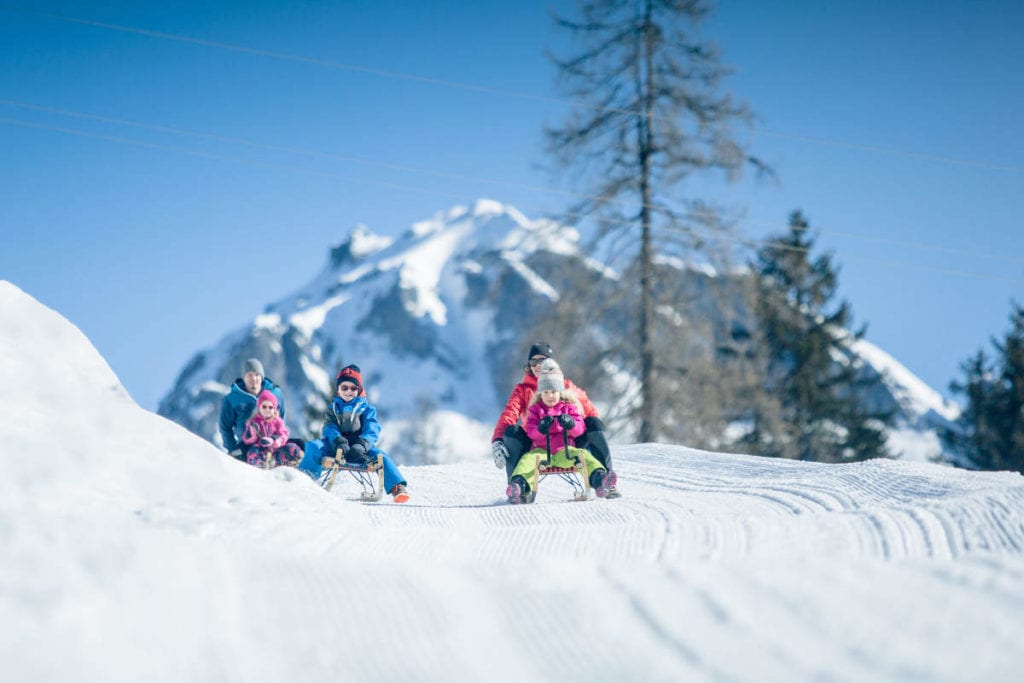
{"left": 535, "top": 0, "right": 1021, "bottom": 471}
{"left": 945, "top": 304, "right": 1024, "bottom": 473}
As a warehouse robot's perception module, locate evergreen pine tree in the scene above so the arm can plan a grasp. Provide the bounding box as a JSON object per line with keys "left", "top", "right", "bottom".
{"left": 948, "top": 303, "right": 1024, "bottom": 472}
{"left": 748, "top": 211, "right": 892, "bottom": 462}
{"left": 999, "top": 304, "right": 1024, "bottom": 471}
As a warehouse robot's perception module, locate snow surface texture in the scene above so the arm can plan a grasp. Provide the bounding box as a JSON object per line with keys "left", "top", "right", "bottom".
{"left": 4, "top": 280, "right": 1024, "bottom": 683}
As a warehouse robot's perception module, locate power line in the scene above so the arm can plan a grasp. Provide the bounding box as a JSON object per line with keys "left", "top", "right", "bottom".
{"left": 757, "top": 128, "right": 1023, "bottom": 174}
{"left": 4, "top": 114, "right": 1022, "bottom": 286}
{"left": 0, "top": 6, "right": 571, "bottom": 107}
{"left": 4, "top": 97, "right": 1023, "bottom": 270}
{"left": 0, "top": 98, "right": 562, "bottom": 196}
{"left": 5, "top": 4, "right": 1023, "bottom": 176}
{"left": 723, "top": 233, "right": 1024, "bottom": 285}
{"left": 0, "top": 115, "right": 482, "bottom": 199}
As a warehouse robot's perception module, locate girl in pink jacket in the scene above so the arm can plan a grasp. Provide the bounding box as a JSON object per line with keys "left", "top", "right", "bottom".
{"left": 241, "top": 390, "right": 302, "bottom": 468}
{"left": 506, "top": 359, "right": 617, "bottom": 503}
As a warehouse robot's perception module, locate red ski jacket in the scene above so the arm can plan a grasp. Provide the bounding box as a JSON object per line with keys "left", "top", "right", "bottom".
{"left": 491, "top": 372, "right": 599, "bottom": 442}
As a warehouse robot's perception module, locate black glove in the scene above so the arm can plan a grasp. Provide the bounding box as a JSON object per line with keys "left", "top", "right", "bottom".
{"left": 259, "top": 436, "right": 274, "bottom": 447}
{"left": 353, "top": 437, "right": 370, "bottom": 450}
{"left": 347, "top": 442, "right": 369, "bottom": 463}
{"left": 332, "top": 436, "right": 350, "bottom": 455}
{"left": 537, "top": 416, "right": 554, "bottom": 434}
{"left": 557, "top": 414, "right": 575, "bottom": 430}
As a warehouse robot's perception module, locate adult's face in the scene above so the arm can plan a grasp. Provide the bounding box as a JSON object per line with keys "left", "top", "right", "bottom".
{"left": 527, "top": 355, "right": 548, "bottom": 376}
{"left": 243, "top": 371, "right": 263, "bottom": 393}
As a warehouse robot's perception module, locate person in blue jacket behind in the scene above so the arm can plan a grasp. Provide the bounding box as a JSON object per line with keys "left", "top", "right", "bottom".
{"left": 219, "top": 358, "right": 286, "bottom": 460}
{"left": 299, "top": 364, "right": 410, "bottom": 503}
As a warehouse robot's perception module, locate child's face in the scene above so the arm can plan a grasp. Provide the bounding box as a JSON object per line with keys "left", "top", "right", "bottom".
{"left": 337, "top": 382, "right": 359, "bottom": 399}
{"left": 259, "top": 401, "right": 277, "bottom": 417}
{"left": 540, "top": 389, "right": 560, "bottom": 406}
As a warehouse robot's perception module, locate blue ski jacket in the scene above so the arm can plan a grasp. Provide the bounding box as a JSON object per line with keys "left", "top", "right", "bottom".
{"left": 219, "top": 377, "right": 285, "bottom": 451}
{"left": 320, "top": 395, "right": 381, "bottom": 448}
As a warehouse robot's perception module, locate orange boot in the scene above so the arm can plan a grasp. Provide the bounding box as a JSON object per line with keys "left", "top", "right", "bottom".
{"left": 390, "top": 483, "right": 410, "bottom": 503}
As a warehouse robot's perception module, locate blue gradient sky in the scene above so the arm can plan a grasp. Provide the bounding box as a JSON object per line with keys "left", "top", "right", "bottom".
{"left": 2, "top": 1, "right": 1022, "bottom": 412}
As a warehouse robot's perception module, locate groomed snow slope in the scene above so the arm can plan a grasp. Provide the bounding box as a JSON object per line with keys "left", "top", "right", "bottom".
{"left": 4, "top": 280, "right": 1024, "bottom": 683}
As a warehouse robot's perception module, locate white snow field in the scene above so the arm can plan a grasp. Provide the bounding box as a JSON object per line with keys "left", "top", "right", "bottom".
{"left": 3, "top": 279, "right": 1024, "bottom": 683}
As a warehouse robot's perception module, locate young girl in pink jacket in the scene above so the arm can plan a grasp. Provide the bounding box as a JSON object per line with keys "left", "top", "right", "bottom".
{"left": 241, "top": 390, "right": 302, "bottom": 468}
{"left": 506, "top": 359, "right": 617, "bottom": 503}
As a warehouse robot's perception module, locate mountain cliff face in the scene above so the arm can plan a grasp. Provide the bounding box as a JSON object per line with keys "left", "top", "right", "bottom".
{"left": 157, "top": 199, "right": 961, "bottom": 465}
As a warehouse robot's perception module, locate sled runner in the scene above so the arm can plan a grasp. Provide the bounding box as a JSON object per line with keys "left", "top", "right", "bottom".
{"left": 536, "top": 450, "right": 591, "bottom": 502}
{"left": 261, "top": 448, "right": 276, "bottom": 470}
{"left": 317, "top": 451, "right": 385, "bottom": 502}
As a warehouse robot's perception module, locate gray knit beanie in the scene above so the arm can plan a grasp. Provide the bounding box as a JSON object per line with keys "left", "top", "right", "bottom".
{"left": 535, "top": 359, "right": 564, "bottom": 393}
{"left": 242, "top": 358, "right": 265, "bottom": 376}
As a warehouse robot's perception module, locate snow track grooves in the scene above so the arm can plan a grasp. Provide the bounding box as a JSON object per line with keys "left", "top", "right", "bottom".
{"left": 263, "top": 445, "right": 1024, "bottom": 681}
{"left": 308, "top": 446, "right": 1024, "bottom": 566}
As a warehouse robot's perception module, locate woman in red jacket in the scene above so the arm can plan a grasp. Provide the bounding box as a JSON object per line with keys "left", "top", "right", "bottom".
{"left": 490, "top": 342, "right": 616, "bottom": 497}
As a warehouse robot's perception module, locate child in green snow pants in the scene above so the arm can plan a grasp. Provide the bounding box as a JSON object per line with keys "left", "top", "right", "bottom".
{"left": 511, "top": 445, "right": 606, "bottom": 493}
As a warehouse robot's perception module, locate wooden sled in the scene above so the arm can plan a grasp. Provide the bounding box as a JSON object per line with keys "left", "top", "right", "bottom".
{"left": 262, "top": 448, "right": 276, "bottom": 470}
{"left": 259, "top": 438, "right": 305, "bottom": 470}
{"left": 317, "top": 451, "right": 385, "bottom": 502}
{"left": 534, "top": 438, "right": 592, "bottom": 502}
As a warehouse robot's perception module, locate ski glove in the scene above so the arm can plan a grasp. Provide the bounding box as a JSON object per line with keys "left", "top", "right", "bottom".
{"left": 557, "top": 414, "right": 575, "bottom": 430}
{"left": 332, "top": 436, "right": 350, "bottom": 455}
{"left": 259, "top": 436, "right": 274, "bottom": 447}
{"left": 347, "top": 442, "right": 369, "bottom": 463}
{"left": 537, "top": 416, "right": 554, "bottom": 434}
{"left": 492, "top": 440, "right": 509, "bottom": 469}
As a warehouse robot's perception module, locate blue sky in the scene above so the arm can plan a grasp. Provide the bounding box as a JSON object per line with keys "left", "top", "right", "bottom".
{"left": 2, "top": 0, "right": 1022, "bottom": 412}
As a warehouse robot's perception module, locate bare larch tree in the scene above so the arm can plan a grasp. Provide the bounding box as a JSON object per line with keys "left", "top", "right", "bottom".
{"left": 546, "top": 0, "right": 767, "bottom": 441}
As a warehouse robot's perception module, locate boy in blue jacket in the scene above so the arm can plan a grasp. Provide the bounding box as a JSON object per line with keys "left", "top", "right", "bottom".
{"left": 299, "top": 364, "right": 409, "bottom": 503}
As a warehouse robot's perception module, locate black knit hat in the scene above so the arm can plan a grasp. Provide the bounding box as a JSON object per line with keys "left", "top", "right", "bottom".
{"left": 527, "top": 342, "right": 554, "bottom": 361}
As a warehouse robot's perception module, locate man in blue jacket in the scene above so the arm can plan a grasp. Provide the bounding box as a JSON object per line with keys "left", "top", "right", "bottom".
{"left": 219, "top": 358, "right": 285, "bottom": 460}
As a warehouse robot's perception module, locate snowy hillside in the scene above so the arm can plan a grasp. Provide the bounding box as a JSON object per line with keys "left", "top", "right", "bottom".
{"left": 157, "top": 200, "right": 962, "bottom": 465}
{"left": 4, "top": 281, "right": 1024, "bottom": 682}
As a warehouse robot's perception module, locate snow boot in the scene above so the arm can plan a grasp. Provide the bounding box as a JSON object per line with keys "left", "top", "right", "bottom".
{"left": 594, "top": 470, "right": 618, "bottom": 498}
{"left": 506, "top": 476, "right": 529, "bottom": 504}
{"left": 390, "top": 483, "right": 410, "bottom": 504}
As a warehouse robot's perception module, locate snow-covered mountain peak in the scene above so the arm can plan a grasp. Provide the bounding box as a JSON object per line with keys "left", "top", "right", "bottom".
{"left": 346, "top": 224, "right": 393, "bottom": 260}
{"left": 403, "top": 198, "right": 566, "bottom": 255}
{"left": 326, "top": 224, "right": 393, "bottom": 273}
{"left": 470, "top": 197, "right": 509, "bottom": 217}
